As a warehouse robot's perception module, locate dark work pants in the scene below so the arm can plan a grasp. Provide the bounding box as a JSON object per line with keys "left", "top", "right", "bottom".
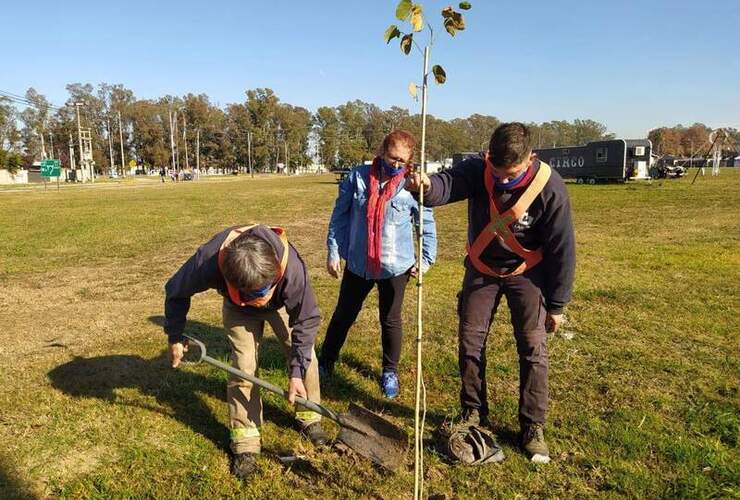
{"left": 457, "top": 266, "right": 548, "bottom": 425}
{"left": 320, "top": 269, "right": 410, "bottom": 373}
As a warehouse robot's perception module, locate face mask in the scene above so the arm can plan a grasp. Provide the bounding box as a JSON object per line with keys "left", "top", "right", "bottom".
{"left": 494, "top": 167, "right": 526, "bottom": 185}
{"left": 241, "top": 283, "right": 272, "bottom": 301}
{"left": 381, "top": 158, "right": 406, "bottom": 178}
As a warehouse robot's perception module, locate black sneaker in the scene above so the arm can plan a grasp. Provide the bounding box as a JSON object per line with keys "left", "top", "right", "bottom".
{"left": 460, "top": 407, "right": 490, "bottom": 428}
{"left": 301, "top": 421, "right": 329, "bottom": 446}
{"left": 318, "top": 358, "right": 334, "bottom": 380}
{"left": 521, "top": 423, "right": 550, "bottom": 463}
{"left": 231, "top": 452, "right": 258, "bottom": 479}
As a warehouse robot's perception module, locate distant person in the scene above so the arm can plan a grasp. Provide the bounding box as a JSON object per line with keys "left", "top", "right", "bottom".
{"left": 164, "top": 224, "right": 327, "bottom": 479}
{"left": 159, "top": 167, "right": 166, "bottom": 183}
{"left": 320, "top": 130, "right": 437, "bottom": 398}
{"left": 406, "top": 122, "right": 575, "bottom": 464}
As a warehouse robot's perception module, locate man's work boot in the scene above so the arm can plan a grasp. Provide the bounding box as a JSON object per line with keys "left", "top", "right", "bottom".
{"left": 521, "top": 423, "right": 550, "bottom": 463}
{"left": 460, "top": 407, "right": 490, "bottom": 428}
{"left": 301, "top": 421, "right": 329, "bottom": 446}
{"left": 231, "top": 452, "right": 258, "bottom": 479}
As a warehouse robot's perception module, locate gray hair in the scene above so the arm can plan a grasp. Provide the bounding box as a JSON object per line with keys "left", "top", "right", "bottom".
{"left": 221, "top": 232, "right": 279, "bottom": 292}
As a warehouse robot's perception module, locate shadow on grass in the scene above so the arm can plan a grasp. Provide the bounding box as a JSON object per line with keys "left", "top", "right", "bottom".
{"left": 313, "top": 181, "right": 342, "bottom": 185}
{"left": 322, "top": 351, "right": 446, "bottom": 426}
{"left": 326, "top": 350, "right": 524, "bottom": 456}
{"left": 48, "top": 351, "right": 232, "bottom": 453}
{"left": 0, "top": 453, "right": 36, "bottom": 500}
{"left": 47, "top": 316, "right": 305, "bottom": 456}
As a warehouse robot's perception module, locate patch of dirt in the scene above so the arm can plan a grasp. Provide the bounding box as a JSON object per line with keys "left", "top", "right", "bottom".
{"left": 27, "top": 445, "right": 117, "bottom": 496}
{"left": 0, "top": 263, "right": 168, "bottom": 371}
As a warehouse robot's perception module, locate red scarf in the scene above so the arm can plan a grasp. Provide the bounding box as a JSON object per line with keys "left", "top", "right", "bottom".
{"left": 366, "top": 156, "right": 407, "bottom": 277}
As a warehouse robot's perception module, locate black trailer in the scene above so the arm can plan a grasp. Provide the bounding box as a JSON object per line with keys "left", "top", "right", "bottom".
{"left": 534, "top": 139, "right": 652, "bottom": 184}
{"left": 452, "top": 151, "right": 483, "bottom": 167}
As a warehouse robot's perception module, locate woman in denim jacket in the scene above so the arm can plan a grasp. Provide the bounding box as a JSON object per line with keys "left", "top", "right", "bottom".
{"left": 319, "top": 130, "right": 437, "bottom": 398}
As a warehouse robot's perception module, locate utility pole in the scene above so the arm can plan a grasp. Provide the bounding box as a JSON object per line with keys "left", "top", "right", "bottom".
{"left": 131, "top": 122, "right": 138, "bottom": 171}
{"left": 75, "top": 103, "right": 87, "bottom": 181}
{"left": 168, "top": 109, "right": 176, "bottom": 172}
{"left": 284, "top": 141, "right": 289, "bottom": 175}
{"left": 173, "top": 111, "right": 179, "bottom": 170}
{"left": 117, "top": 111, "right": 125, "bottom": 177}
{"left": 196, "top": 128, "right": 200, "bottom": 173}
{"left": 107, "top": 117, "right": 115, "bottom": 177}
{"left": 40, "top": 126, "right": 47, "bottom": 160}
{"left": 182, "top": 113, "right": 189, "bottom": 171}
{"left": 49, "top": 131, "right": 55, "bottom": 159}
{"left": 68, "top": 133, "right": 76, "bottom": 181}
{"left": 247, "top": 130, "right": 253, "bottom": 178}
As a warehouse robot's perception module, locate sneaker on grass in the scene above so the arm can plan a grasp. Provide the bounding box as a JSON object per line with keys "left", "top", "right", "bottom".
{"left": 381, "top": 370, "right": 400, "bottom": 399}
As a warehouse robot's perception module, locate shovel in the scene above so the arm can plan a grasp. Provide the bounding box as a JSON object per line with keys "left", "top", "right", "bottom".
{"left": 183, "top": 335, "right": 408, "bottom": 470}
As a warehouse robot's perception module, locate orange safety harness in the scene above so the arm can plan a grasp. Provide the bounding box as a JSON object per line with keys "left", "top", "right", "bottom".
{"left": 466, "top": 160, "right": 552, "bottom": 278}
{"left": 217, "top": 225, "right": 289, "bottom": 307}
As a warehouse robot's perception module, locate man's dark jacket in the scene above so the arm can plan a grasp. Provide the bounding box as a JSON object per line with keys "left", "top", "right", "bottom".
{"left": 423, "top": 157, "right": 575, "bottom": 313}
{"left": 164, "top": 225, "right": 320, "bottom": 378}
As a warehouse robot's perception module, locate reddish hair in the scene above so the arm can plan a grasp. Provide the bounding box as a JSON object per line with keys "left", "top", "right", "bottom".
{"left": 379, "top": 130, "right": 417, "bottom": 159}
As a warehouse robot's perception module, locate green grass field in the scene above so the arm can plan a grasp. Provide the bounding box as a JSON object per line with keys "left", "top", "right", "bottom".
{"left": 1, "top": 171, "right": 738, "bottom": 499}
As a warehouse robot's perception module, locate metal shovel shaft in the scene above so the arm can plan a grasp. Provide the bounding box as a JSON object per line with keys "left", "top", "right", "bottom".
{"left": 184, "top": 335, "right": 340, "bottom": 422}
{"left": 184, "top": 335, "right": 408, "bottom": 470}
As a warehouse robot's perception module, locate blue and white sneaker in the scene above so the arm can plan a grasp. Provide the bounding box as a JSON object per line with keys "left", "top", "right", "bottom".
{"left": 381, "top": 371, "right": 400, "bottom": 399}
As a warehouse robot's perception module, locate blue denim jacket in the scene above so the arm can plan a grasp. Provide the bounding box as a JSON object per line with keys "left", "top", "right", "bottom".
{"left": 327, "top": 164, "right": 437, "bottom": 280}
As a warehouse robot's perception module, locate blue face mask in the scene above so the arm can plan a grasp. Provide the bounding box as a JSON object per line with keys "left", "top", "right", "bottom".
{"left": 380, "top": 158, "right": 406, "bottom": 178}
{"left": 241, "top": 283, "right": 272, "bottom": 301}
{"left": 494, "top": 167, "right": 528, "bottom": 189}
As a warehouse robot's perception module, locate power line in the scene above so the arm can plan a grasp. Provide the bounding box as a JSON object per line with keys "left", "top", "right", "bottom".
{"left": 0, "top": 94, "right": 65, "bottom": 113}
{"left": 0, "top": 89, "right": 67, "bottom": 112}
{"left": 0, "top": 89, "right": 62, "bottom": 108}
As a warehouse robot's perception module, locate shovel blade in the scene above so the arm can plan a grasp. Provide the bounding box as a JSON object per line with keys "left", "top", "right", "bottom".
{"left": 337, "top": 403, "right": 408, "bottom": 471}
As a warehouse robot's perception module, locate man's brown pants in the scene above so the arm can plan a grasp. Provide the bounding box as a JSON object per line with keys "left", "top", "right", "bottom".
{"left": 223, "top": 300, "right": 321, "bottom": 454}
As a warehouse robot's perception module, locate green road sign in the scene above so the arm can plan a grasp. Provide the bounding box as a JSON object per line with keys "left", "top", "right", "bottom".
{"left": 41, "top": 159, "right": 61, "bottom": 177}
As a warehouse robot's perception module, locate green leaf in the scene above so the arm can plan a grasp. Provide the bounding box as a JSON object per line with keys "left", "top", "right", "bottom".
{"left": 432, "top": 65, "right": 447, "bottom": 84}
{"left": 396, "top": 0, "right": 413, "bottom": 21}
{"left": 444, "top": 17, "right": 457, "bottom": 36}
{"left": 408, "top": 82, "right": 418, "bottom": 98}
{"left": 400, "top": 34, "right": 413, "bottom": 55}
{"left": 459, "top": 1, "right": 472, "bottom": 10}
{"left": 384, "top": 24, "right": 401, "bottom": 43}
{"left": 411, "top": 4, "right": 424, "bottom": 32}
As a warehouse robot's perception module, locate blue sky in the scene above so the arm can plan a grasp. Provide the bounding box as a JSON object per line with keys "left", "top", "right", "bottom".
{"left": 4, "top": 0, "right": 739, "bottom": 137}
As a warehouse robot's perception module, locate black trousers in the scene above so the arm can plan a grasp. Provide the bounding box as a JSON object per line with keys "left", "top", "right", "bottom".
{"left": 457, "top": 266, "right": 548, "bottom": 425}
{"left": 320, "top": 269, "right": 410, "bottom": 373}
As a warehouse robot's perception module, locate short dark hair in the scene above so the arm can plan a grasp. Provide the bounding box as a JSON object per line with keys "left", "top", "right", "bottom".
{"left": 488, "top": 122, "right": 534, "bottom": 168}
{"left": 221, "top": 232, "right": 279, "bottom": 293}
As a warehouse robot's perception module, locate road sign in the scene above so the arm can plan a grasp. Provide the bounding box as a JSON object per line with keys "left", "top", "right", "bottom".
{"left": 129, "top": 159, "right": 137, "bottom": 168}
{"left": 41, "top": 159, "right": 61, "bottom": 177}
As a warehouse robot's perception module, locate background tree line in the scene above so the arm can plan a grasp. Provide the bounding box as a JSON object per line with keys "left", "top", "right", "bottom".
{"left": 9, "top": 83, "right": 729, "bottom": 174}
{"left": 648, "top": 123, "right": 740, "bottom": 157}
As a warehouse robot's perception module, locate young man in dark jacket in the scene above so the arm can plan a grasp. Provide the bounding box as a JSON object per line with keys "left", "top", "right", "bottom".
{"left": 406, "top": 122, "right": 575, "bottom": 463}
{"left": 164, "top": 224, "right": 327, "bottom": 478}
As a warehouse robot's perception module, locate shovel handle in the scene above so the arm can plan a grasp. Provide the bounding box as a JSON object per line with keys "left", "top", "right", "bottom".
{"left": 183, "top": 335, "right": 339, "bottom": 422}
